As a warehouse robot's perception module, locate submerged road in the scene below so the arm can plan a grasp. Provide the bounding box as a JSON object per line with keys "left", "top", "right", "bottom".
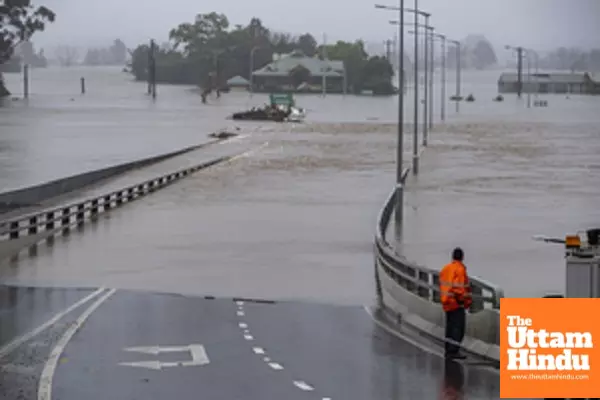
{"left": 0, "top": 286, "right": 505, "bottom": 400}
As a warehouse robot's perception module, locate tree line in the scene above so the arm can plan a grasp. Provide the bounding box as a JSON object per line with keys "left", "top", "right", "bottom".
{"left": 129, "top": 12, "right": 396, "bottom": 95}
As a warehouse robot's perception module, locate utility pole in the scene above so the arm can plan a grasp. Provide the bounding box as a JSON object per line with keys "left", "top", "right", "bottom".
{"left": 322, "top": 33, "right": 327, "bottom": 97}
{"left": 148, "top": 39, "right": 157, "bottom": 99}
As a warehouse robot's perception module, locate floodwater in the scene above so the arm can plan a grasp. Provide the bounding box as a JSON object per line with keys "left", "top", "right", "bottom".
{"left": 1, "top": 66, "right": 599, "bottom": 302}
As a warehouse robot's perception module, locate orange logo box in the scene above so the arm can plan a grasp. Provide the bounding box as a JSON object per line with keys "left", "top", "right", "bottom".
{"left": 500, "top": 298, "right": 600, "bottom": 399}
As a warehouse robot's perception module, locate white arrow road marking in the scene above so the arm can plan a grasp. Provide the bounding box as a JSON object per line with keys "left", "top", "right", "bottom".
{"left": 119, "top": 344, "right": 210, "bottom": 370}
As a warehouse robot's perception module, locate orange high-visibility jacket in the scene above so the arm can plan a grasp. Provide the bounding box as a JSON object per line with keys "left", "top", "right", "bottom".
{"left": 439, "top": 260, "right": 472, "bottom": 312}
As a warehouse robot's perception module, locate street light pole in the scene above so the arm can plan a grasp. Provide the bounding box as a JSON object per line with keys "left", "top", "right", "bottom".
{"left": 422, "top": 16, "right": 429, "bottom": 147}
{"left": 412, "top": 0, "right": 419, "bottom": 175}
{"left": 449, "top": 40, "right": 460, "bottom": 113}
{"left": 527, "top": 50, "right": 532, "bottom": 108}
{"left": 440, "top": 34, "right": 446, "bottom": 122}
{"left": 395, "top": 0, "right": 405, "bottom": 225}
{"left": 249, "top": 46, "right": 259, "bottom": 97}
{"left": 428, "top": 27, "right": 434, "bottom": 132}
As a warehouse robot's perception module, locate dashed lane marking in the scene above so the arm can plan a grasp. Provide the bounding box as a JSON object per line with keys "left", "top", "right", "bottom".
{"left": 234, "top": 300, "right": 332, "bottom": 399}
{"left": 293, "top": 381, "right": 314, "bottom": 391}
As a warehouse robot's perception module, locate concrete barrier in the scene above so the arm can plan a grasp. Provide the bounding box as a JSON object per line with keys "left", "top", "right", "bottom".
{"left": 0, "top": 149, "right": 246, "bottom": 263}
{"left": 0, "top": 139, "right": 221, "bottom": 212}
{"left": 373, "top": 188, "right": 503, "bottom": 363}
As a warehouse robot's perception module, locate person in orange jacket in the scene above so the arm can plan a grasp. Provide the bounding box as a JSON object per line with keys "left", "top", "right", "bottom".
{"left": 439, "top": 247, "right": 472, "bottom": 359}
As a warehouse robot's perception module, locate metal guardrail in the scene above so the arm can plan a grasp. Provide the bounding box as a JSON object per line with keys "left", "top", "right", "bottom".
{"left": 0, "top": 156, "right": 230, "bottom": 242}
{"left": 375, "top": 186, "right": 504, "bottom": 311}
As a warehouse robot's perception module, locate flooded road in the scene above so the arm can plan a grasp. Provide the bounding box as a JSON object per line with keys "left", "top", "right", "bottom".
{"left": 1, "top": 66, "right": 599, "bottom": 299}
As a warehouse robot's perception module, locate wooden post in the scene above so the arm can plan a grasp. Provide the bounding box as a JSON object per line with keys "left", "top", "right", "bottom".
{"left": 23, "top": 64, "right": 29, "bottom": 99}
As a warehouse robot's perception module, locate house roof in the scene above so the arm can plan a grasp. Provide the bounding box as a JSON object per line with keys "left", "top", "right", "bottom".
{"left": 252, "top": 50, "right": 345, "bottom": 78}
{"left": 226, "top": 75, "right": 250, "bottom": 86}
{"left": 498, "top": 72, "right": 588, "bottom": 84}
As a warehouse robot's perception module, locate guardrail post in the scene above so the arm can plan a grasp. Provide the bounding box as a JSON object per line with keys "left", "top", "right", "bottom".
{"left": 28, "top": 216, "right": 38, "bottom": 235}
{"left": 46, "top": 211, "right": 55, "bottom": 231}
{"left": 77, "top": 204, "right": 85, "bottom": 226}
{"left": 104, "top": 195, "right": 111, "bottom": 210}
{"left": 418, "top": 271, "right": 430, "bottom": 299}
{"left": 148, "top": 181, "right": 155, "bottom": 192}
{"left": 470, "top": 284, "right": 484, "bottom": 312}
{"left": 62, "top": 208, "right": 70, "bottom": 233}
{"left": 115, "top": 192, "right": 123, "bottom": 206}
{"left": 137, "top": 184, "right": 144, "bottom": 196}
{"left": 432, "top": 275, "right": 440, "bottom": 303}
{"left": 9, "top": 221, "right": 19, "bottom": 239}
{"left": 91, "top": 199, "right": 98, "bottom": 216}
{"left": 127, "top": 188, "right": 134, "bottom": 201}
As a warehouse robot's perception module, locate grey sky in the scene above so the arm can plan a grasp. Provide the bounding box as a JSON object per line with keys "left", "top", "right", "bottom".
{"left": 36, "top": 0, "right": 599, "bottom": 52}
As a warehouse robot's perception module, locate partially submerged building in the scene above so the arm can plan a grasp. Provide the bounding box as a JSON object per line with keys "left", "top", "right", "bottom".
{"left": 251, "top": 50, "right": 346, "bottom": 93}
{"left": 498, "top": 72, "right": 600, "bottom": 95}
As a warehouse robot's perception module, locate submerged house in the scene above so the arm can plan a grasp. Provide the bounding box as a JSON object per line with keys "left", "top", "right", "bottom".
{"left": 251, "top": 50, "right": 346, "bottom": 93}
{"left": 498, "top": 72, "right": 600, "bottom": 95}
{"left": 226, "top": 75, "right": 250, "bottom": 91}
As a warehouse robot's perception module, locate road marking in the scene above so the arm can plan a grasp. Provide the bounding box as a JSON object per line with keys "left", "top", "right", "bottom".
{"left": 0, "top": 288, "right": 106, "bottom": 360}
{"left": 244, "top": 334, "right": 254, "bottom": 341}
{"left": 237, "top": 311, "right": 245, "bottom": 316}
{"left": 268, "top": 362, "right": 283, "bottom": 370}
{"left": 253, "top": 347, "right": 265, "bottom": 355}
{"left": 38, "top": 288, "right": 116, "bottom": 400}
{"left": 120, "top": 344, "right": 210, "bottom": 370}
{"left": 293, "top": 381, "right": 314, "bottom": 391}
{"left": 236, "top": 301, "right": 244, "bottom": 306}
{"left": 238, "top": 322, "right": 248, "bottom": 328}
{"left": 263, "top": 357, "right": 271, "bottom": 362}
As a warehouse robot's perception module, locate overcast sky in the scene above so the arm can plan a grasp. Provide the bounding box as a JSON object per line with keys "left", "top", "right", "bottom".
{"left": 36, "top": 0, "right": 600, "bottom": 52}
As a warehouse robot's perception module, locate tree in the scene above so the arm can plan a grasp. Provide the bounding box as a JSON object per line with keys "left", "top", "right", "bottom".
{"left": 288, "top": 64, "right": 310, "bottom": 87}
{"left": 55, "top": 45, "right": 78, "bottom": 67}
{"left": 0, "top": 1, "right": 55, "bottom": 64}
{"left": 360, "top": 56, "right": 395, "bottom": 94}
{"left": 319, "top": 40, "right": 368, "bottom": 93}
{"left": 110, "top": 39, "right": 127, "bottom": 64}
{"left": 297, "top": 33, "right": 317, "bottom": 57}
{"left": 1, "top": 0, "right": 55, "bottom": 96}
{"left": 472, "top": 39, "right": 497, "bottom": 69}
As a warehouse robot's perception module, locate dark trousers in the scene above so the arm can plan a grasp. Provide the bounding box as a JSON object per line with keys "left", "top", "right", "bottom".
{"left": 445, "top": 308, "right": 466, "bottom": 355}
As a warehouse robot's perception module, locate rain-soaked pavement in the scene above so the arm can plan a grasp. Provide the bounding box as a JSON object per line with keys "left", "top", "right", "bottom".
{"left": 1, "top": 66, "right": 599, "bottom": 398}
{"left": 0, "top": 286, "right": 503, "bottom": 400}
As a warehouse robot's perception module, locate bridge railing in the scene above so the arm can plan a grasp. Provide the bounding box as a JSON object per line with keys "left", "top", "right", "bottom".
{"left": 374, "top": 186, "right": 504, "bottom": 312}
{"left": 0, "top": 156, "right": 228, "bottom": 243}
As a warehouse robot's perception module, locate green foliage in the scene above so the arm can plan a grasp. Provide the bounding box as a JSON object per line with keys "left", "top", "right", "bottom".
{"left": 0, "top": 1, "right": 55, "bottom": 64}
{"left": 129, "top": 12, "right": 394, "bottom": 94}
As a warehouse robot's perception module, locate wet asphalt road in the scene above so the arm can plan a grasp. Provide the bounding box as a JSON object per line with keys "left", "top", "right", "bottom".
{"left": 0, "top": 286, "right": 508, "bottom": 400}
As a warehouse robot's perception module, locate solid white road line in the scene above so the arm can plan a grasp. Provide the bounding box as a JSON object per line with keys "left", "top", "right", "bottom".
{"left": 38, "top": 288, "right": 117, "bottom": 400}
{"left": 0, "top": 288, "right": 107, "bottom": 360}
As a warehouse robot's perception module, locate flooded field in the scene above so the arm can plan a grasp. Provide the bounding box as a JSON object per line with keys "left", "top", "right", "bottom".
{"left": 0, "top": 66, "right": 599, "bottom": 301}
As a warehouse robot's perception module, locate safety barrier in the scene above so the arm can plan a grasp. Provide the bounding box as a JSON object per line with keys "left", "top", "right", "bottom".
{"left": 0, "top": 155, "right": 231, "bottom": 251}
{"left": 374, "top": 184, "right": 504, "bottom": 361}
